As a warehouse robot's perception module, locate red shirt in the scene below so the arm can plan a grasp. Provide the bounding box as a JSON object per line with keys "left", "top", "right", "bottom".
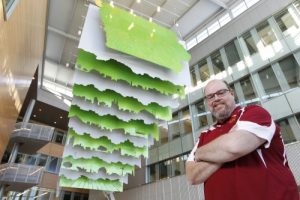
{"left": 193, "top": 105, "right": 299, "bottom": 200}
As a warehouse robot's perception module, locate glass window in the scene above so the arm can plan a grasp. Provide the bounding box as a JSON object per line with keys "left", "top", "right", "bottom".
{"left": 46, "top": 157, "right": 59, "bottom": 173}
{"left": 211, "top": 51, "right": 225, "bottom": 74}
{"left": 296, "top": 113, "right": 300, "bottom": 126}
{"left": 194, "top": 100, "right": 208, "bottom": 129}
{"left": 231, "top": 1, "right": 247, "bottom": 18}
{"left": 24, "top": 155, "right": 37, "bottom": 165}
{"left": 171, "top": 157, "right": 182, "bottom": 177}
{"left": 278, "top": 55, "right": 300, "bottom": 89}
{"left": 224, "top": 41, "right": 242, "bottom": 66}
{"left": 207, "top": 21, "right": 220, "bottom": 34}
{"left": 242, "top": 31, "right": 258, "bottom": 55}
{"left": 15, "top": 153, "right": 25, "bottom": 164}
{"left": 168, "top": 113, "right": 180, "bottom": 139}
{"left": 182, "top": 108, "right": 192, "bottom": 135}
{"left": 74, "top": 193, "right": 82, "bottom": 200}
{"left": 245, "top": 0, "right": 260, "bottom": 7}
{"left": 258, "top": 66, "right": 282, "bottom": 97}
{"left": 63, "top": 191, "right": 72, "bottom": 200}
{"left": 275, "top": 9, "right": 299, "bottom": 37}
{"left": 37, "top": 155, "right": 47, "bottom": 166}
{"left": 53, "top": 130, "right": 65, "bottom": 144}
{"left": 219, "top": 13, "right": 231, "bottom": 27}
{"left": 186, "top": 38, "right": 197, "bottom": 50}
{"left": 159, "top": 160, "right": 171, "bottom": 179}
{"left": 148, "top": 164, "right": 157, "bottom": 182}
{"left": 159, "top": 125, "right": 169, "bottom": 145}
{"left": 83, "top": 194, "right": 89, "bottom": 200}
{"left": 190, "top": 67, "right": 197, "bottom": 86}
{"left": 198, "top": 59, "right": 210, "bottom": 82}
{"left": 240, "top": 76, "right": 257, "bottom": 102}
{"left": 196, "top": 30, "right": 209, "bottom": 43}
{"left": 256, "top": 21, "right": 277, "bottom": 46}
{"left": 294, "top": 0, "right": 300, "bottom": 14}
{"left": 277, "top": 118, "right": 296, "bottom": 144}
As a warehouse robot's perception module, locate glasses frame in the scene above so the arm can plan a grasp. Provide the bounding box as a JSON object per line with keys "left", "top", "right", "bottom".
{"left": 205, "top": 89, "right": 230, "bottom": 101}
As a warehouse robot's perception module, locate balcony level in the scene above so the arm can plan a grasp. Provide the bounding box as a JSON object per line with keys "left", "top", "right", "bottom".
{"left": 0, "top": 163, "right": 44, "bottom": 192}
{"left": 7, "top": 122, "right": 54, "bottom": 154}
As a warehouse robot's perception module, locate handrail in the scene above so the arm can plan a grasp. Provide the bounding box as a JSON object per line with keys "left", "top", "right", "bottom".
{"left": 12, "top": 122, "right": 55, "bottom": 141}
{"left": 0, "top": 163, "right": 44, "bottom": 184}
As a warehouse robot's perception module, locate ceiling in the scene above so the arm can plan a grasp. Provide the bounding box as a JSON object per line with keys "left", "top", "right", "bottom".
{"left": 42, "top": 0, "right": 238, "bottom": 101}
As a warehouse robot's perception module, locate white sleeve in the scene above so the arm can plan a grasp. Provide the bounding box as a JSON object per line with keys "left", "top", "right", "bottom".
{"left": 236, "top": 120, "right": 276, "bottom": 148}
{"left": 187, "top": 140, "right": 199, "bottom": 161}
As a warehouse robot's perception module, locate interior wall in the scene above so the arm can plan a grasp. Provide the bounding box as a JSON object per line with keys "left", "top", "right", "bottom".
{"left": 0, "top": 0, "right": 48, "bottom": 159}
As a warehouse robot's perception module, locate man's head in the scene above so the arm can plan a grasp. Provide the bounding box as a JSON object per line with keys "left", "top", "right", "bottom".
{"left": 204, "top": 79, "right": 236, "bottom": 122}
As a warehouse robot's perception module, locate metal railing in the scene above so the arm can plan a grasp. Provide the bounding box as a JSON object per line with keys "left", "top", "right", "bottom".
{"left": 0, "top": 163, "right": 44, "bottom": 184}
{"left": 12, "top": 122, "right": 54, "bottom": 141}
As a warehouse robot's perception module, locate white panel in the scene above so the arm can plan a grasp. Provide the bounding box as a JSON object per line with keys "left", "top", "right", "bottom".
{"left": 286, "top": 87, "right": 300, "bottom": 113}
{"left": 72, "top": 97, "right": 158, "bottom": 125}
{"left": 163, "top": 179, "right": 172, "bottom": 200}
{"left": 74, "top": 70, "right": 179, "bottom": 108}
{"left": 158, "top": 143, "right": 169, "bottom": 161}
{"left": 148, "top": 148, "right": 159, "bottom": 164}
{"left": 169, "top": 138, "right": 183, "bottom": 157}
{"left": 69, "top": 118, "right": 152, "bottom": 148}
{"left": 182, "top": 133, "right": 194, "bottom": 152}
{"left": 80, "top": 5, "right": 191, "bottom": 87}
{"left": 261, "top": 95, "right": 293, "bottom": 120}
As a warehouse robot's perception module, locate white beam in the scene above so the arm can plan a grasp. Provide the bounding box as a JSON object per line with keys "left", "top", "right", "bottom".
{"left": 209, "top": 0, "right": 228, "bottom": 9}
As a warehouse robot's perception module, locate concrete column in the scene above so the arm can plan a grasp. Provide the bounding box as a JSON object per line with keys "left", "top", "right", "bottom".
{"left": 23, "top": 99, "right": 36, "bottom": 123}
{"left": 8, "top": 143, "right": 19, "bottom": 163}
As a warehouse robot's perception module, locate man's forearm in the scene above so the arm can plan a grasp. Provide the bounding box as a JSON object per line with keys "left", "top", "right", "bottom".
{"left": 185, "top": 161, "right": 221, "bottom": 185}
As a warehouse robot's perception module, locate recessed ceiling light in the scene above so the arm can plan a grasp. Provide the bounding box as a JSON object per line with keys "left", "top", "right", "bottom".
{"left": 78, "top": 30, "right": 82, "bottom": 35}
{"left": 33, "top": 115, "right": 36, "bottom": 118}
{"left": 65, "top": 63, "right": 69, "bottom": 67}
{"left": 60, "top": 116, "right": 63, "bottom": 119}
{"left": 54, "top": 121, "right": 57, "bottom": 124}
{"left": 175, "top": 23, "right": 179, "bottom": 27}
{"left": 136, "top": 0, "right": 141, "bottom": 3}
{"left": 38, "top": 108, "right": 42, "bottom": 112}
{"left": 157, "top": 6, "right": 161, "bottom": 12}
{"left": 32, "top": 77, "right": 35, "bottom": 80}
{"left": 149, "top": 17, "right": 152, "bottom": 22}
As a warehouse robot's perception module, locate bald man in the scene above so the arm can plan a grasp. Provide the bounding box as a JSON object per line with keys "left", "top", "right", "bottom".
{"left": 186, "top": 79, "right": 299, "bottom": 200}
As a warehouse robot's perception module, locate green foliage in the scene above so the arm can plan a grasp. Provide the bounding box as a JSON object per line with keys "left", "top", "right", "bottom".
{"left": 100, "top": 3, "right": 190, "bottom": 72}
{"left": 76, "top": 49, "right": 185, "bottom": 98}
{"left": 67, "top": 128, "right": 148, "bottom": 157}
{"left": 72, "top": 84, "right": 172, "bottom": 121}
{"left": 60, "top": 175, "right": 123, "bottom": 192}
{"left": 62, "top": 155, "right": 134, "bottom": 175}
{"left": 68, "top": 105, "right": 159, "bottom": 140}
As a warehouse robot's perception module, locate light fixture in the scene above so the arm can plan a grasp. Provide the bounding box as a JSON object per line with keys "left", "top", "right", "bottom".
{"left": 60, "top": 116, "right": 63, "bottom": 119}
{"left": 175, "top": 23, "right": 179, "bottom": 27}
{"left": 109, "top": 1, "right": 114, "bottom": 7}
{"left": 32, "top": 77, "right": 35, "bottom": 80}
{"left": 38, "top": 108, "right": 42, "bottom": 112}
{"left": 157, "top": 6, "right": 161, "bottom": 12}
{"left": 65, "top": 62, "right": 69, "bottom": 67}
{"left": 54, "top": 121, "right": 57, "bottom": 124}
{"left": 78, "top": 30, "right": 82, "bottom": 35}
{"left": 33, "top": 114, "right": 36, "bottom": 118}
{"left": 130, "top": 9, "right": 133, "bottom": 14}
{"left": 149, "top": 17, "right": 152, "bottom": 22}
{"left": 136, "top": 0, "right": 141, "bottom": 3}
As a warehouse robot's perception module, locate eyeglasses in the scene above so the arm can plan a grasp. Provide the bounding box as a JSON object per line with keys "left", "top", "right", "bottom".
{"left": 205, "top": 89, "right": 229, "bottom": 101}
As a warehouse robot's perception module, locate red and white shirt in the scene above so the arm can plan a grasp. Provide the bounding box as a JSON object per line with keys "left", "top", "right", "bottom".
{"left": 188, "top": 105, "right": 299, "bottom": 200}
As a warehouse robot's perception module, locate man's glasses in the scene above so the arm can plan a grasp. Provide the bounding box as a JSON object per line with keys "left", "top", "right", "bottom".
{"left": 205, "top": 89, "right": 230, "bottom": 101}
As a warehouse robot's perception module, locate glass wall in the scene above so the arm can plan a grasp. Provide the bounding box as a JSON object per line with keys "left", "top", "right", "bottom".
{"left": 276, "top": 118, "right": 297, "bottom": 144}
{"left": 256, "top": 21, "right": 278, "bottom": 46}
{"left": 275, "top": 8, "right": 300, "bottom": 37}
{"left": 258, "top": 66, "right": 282, "bottom": 97}
{"left": 181, "top": 107, "right": 192, "bottom": 135}
{"left": 193, "top": 100, "right": 209, "bottom": 130}
{"left": 278, "top": 55, "right": 300, "bottom": 88}
{"left": 224, "top": 41, "right": 242, "bottom": 66}
{"left": 211, "top": 50, "right": 225, "bottom": 74}
{"left": 242, "top": 31, "right": 258, "bottom": 55}
{"left": 198, "top": 59, "right": 210, "bottom": 82}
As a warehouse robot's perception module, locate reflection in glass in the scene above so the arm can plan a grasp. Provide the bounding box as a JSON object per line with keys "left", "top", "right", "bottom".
{"left": 256, "top": 22, "right": 277, "bottom": 46}
{"left": 63, "top": 191, "right": 72, "bottom": 200}
{"left": 224, "top": 41, "right": 241, "bottom": 66}
{"left": 149, "top": 164, "right": 157, "bottom": 182}
{"left": 159, "top": 125, "right": 169, "bottom": 144}
{"left": 37, "top": 155, "right": 47, "bottom": 166}
{"left": 277, "top": 118, "right": 296, "bottom": 144}
{"left": 159, "top": 161, "right": 170, "bottom": 179}
{"left": 258, "top": 66, "right": 282, "bottom": 97}
{"left": 190, "top": 67, "right": 197, "bottom": 86}
{"left": 168, "top": 113, "right": 180, "bottom": 139}
{"left": 182, "top": 108, "right": 192, "bottom": 135}
{"left": 242, "top": 31, "right": 258, "bottom": 55}
{"left": 171, "top": 157, "right": 182, "bottom": 177}
{"left": 278, "top": 55, "right": 300, "bottom": 89}
{"left": 194, "top": 100, "right": 208, "bottom": 129}
{"left": 240, "top": 76, "right": 257, "bottom": 102}
{"left": 198, "top": 59, "right": 210, "bottom": 82}
{"left": 211, "top": 51, "right": 225, "bottom": 74}
{"left": 275, "top": 9, "right": 299, "bottom": 37}
{"left": 47, "top": 157, "right": 59, "bottom": 173}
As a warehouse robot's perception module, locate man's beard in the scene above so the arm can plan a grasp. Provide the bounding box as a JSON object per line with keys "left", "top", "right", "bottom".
{"left": 212, "top": 106, "right": 232, "bottom": 122}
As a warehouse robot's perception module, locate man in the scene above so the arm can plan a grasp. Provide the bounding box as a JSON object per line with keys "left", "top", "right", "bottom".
{"left": 186, "top": 79, "right": 299, "bottom": 200}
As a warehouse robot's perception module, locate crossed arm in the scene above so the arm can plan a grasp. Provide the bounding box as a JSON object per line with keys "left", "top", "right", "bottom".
{"left": 186, "top": 129, "right": 266, "bottom": 185}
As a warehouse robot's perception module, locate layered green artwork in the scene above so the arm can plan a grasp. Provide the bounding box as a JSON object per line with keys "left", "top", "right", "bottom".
{"left": 59, "top": 3, "right": 190, "bottom": 192}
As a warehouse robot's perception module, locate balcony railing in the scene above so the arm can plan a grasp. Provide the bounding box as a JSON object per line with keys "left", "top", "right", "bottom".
{"left": 12, "top": 122, "right": 54, "bottom": 141}
{"left": 0, "top": 163, "right": 44, "bottom": 184}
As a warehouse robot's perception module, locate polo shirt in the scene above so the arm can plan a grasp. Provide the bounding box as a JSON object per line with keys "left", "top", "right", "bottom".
{"left": 188, "top": 105, "right": 299, "bottom": 200}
